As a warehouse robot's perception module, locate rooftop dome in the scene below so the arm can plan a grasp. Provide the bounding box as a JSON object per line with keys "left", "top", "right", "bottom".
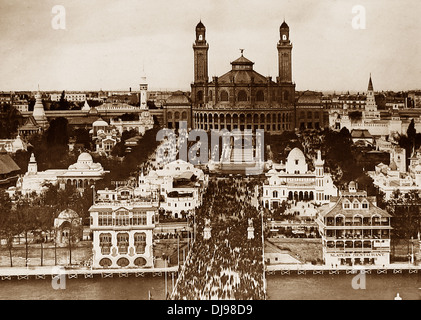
{"left": 280, "top": 21, "right": 289, "bottom": 29}
{"left": 93, "top": 118, "right": 108, "bottom": 127}
{"left": 77, "top": 152, "right": 93, "bottom": 163}
{"left": 165, "top": 91, "right": 191, "bottom": 105}
{"left": 287, "top": 147, "right": 305, "bottom": 161}
{"left": 58, "top": 208, "right": 79, "bottom": 220}
{"left": 54, "top": 209, "right": 80, "bottom": 228}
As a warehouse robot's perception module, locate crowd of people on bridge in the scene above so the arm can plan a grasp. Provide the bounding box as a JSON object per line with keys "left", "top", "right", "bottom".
{"left": 173, "top": 177, "right": 265, "bottom": 300}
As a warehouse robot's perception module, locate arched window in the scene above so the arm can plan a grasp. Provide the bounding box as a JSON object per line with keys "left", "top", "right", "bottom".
{"left": 175, "top": 112, "right": 180, "bottom": 120}
{"left": 256, "top": 90, "right": 264, "bottom": 102}
{"left": 209, "top": 90, "right": 213, "bottom": 101}
{"left": 283, "top": 90, "right": 289, "bottom": 101}
{"left": 197, "top": 90, "right": 203, "bottom": 103}
{"left": 181, "top": 111, "right": 187, "bottom": 120}
{"left": 220, "top": 90, "right": 229, "bottom": 101}
{"left": 117, "top": 257, "right": 130, "bottom": 267}
{"left": 307, "top": 111, "right": 312, "bottom": 119}
{"left": 238, "top": 90, "right": 247, "bottom": 102}
{"left": 99, "top": 258, "right": 112, "bottom": 268}
{"left": 117, "top": 232, "right": 129, "bottom": 254}
{"left": 134, "top": 257, "right": 147, "bottom": 267}
{"left": 167, "top": 111, "right": 172, "bottom": 119}
{"left": 134, "top": 232, "right": 147, "bottom": 254}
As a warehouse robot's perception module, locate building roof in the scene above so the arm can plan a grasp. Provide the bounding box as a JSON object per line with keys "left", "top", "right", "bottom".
{"left": 165, "top": 91, "right": 191, "bottom": 105}
{"left": 196, "top": 21, "right": 205, "bottom": 29}
{"left": 280, "top": 21, "right": 289, "bottom": 29}
{"left": 231, "top": 55, "right": 254, "bottom": 65}
{"left": 19, "top": 116, "right": 40, "bottom": 131}
{"left": 287, "top": 147, "right": 305, "bottom": 161}
{"left": 319, "top": 193, "right": 391, "bottom": 218}
{"left": 0, "top": 154, "right": 20, "bottom": 175}
{"left": 351, "top": 129, "right": 373, "bottom": 139}
{"left": 217, "top": 59, "right": 269, "bottom": 85}
{"left": 93, "top": 118, "right": 108, "bottom": 127}
{"left": 368, "top": 74, "right": 374, "bottom": 91}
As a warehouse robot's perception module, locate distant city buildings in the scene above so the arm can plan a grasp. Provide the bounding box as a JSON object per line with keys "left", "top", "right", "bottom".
{"left": 295, "top": 91, "right": 328, "bottom": 130}
{"left": 369, "top": 147, "right": 421, "bottom": 200}
{"left": 329, "top": 75, "right": 421, "bottom": 137}
{"left": 316, "top": 182, "right": 392, "bottom": 267}
{"left": 50, "top": 93, "right": 87, "bottom": 102}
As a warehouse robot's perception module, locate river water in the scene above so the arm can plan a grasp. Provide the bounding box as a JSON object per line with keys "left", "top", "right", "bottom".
{"left": 0, "top": 273, "right": 420, "bottom": 300}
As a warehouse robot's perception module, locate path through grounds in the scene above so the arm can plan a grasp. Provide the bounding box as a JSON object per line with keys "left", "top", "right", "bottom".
{"left": 172, "top": 177, "right": 266, "bottom": 300}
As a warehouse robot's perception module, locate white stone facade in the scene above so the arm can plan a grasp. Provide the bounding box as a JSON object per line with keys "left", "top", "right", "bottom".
{"left": 89, "top": 187, "right": 159, "bottom": 269}
{"left": 262, "top": 148, "right": 338, "bottom": 209}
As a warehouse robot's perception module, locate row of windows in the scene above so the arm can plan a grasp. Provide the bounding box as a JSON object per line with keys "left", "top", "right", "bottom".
{"left": 99, "top": 232, "right": 147, "bottom": 254}
{"left": 195, "top": 113, "right": 291, "bottom": 123}
{"left": 343, "top": 200, "right": 369, "bottom": 209}
{"left": 167, "top": 202, "right": 192, "bottom": 207}
{"left": 195, "top": 123, "right": 292, "bottom": 131}
{"left": 97, "top": 213, "right": 150, "bottom": 226}
{"left": 197, "top": 89, "right": 290, "bottom": 103}
{"left": 167, "top": 111, "right": 188, "bottom": 120}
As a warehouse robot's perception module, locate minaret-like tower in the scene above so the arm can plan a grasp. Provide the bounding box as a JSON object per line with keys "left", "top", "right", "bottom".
{"left": 32, "top": 88, "right": 48, "bottom": 128}
{"left": 365, "top": 74, "right": 377, "bottom": 112}
{"left": 277, "top": 21, "right": 293, "bottom": 83}
{"left": 139, "top": 74, "right": 148, "bottom": 110}
{"left": 315, "top": 150, "right": 325, "bottom": 203}
{"left": 193, "top": 20, "right": 209, "bottom": 84}
{"left": 27, "top": 153, "right": 38, "bottom": 175}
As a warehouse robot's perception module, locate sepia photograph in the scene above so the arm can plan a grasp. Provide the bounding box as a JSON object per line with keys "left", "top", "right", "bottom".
{"left": 0, "top": 0, "right": 420, "bottom": 307}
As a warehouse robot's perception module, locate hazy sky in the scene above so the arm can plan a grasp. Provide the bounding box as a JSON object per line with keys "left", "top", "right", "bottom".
{"left": 1, "top": 0, "right": 420, "bottom": 92}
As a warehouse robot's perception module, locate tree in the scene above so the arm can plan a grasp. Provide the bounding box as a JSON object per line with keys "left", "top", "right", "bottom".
{"left": 46, "top": 117, "right": 69, "bottom": 147}
{"left": 407, "top": 119, "right": 416, "bottom": 147}
{"left": 386, "top": 190, "right": 421, "bottom": 239}
{"left": 0, "top": 104, "right": 23, "bottom": 138}
{"left": 72, "top": 128, "right": 91, "bottom": 150}
{"left": 348, "top": 111, "right": 363, "bottom": 122}
{"left": 58, "top": 91, "right": 71, "bottom": 110}
{"left": 15, "top": 197, "right": 35, "bottom": 267}
{"left": 0, "top": 191, "right": 17, "bottom": 267}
